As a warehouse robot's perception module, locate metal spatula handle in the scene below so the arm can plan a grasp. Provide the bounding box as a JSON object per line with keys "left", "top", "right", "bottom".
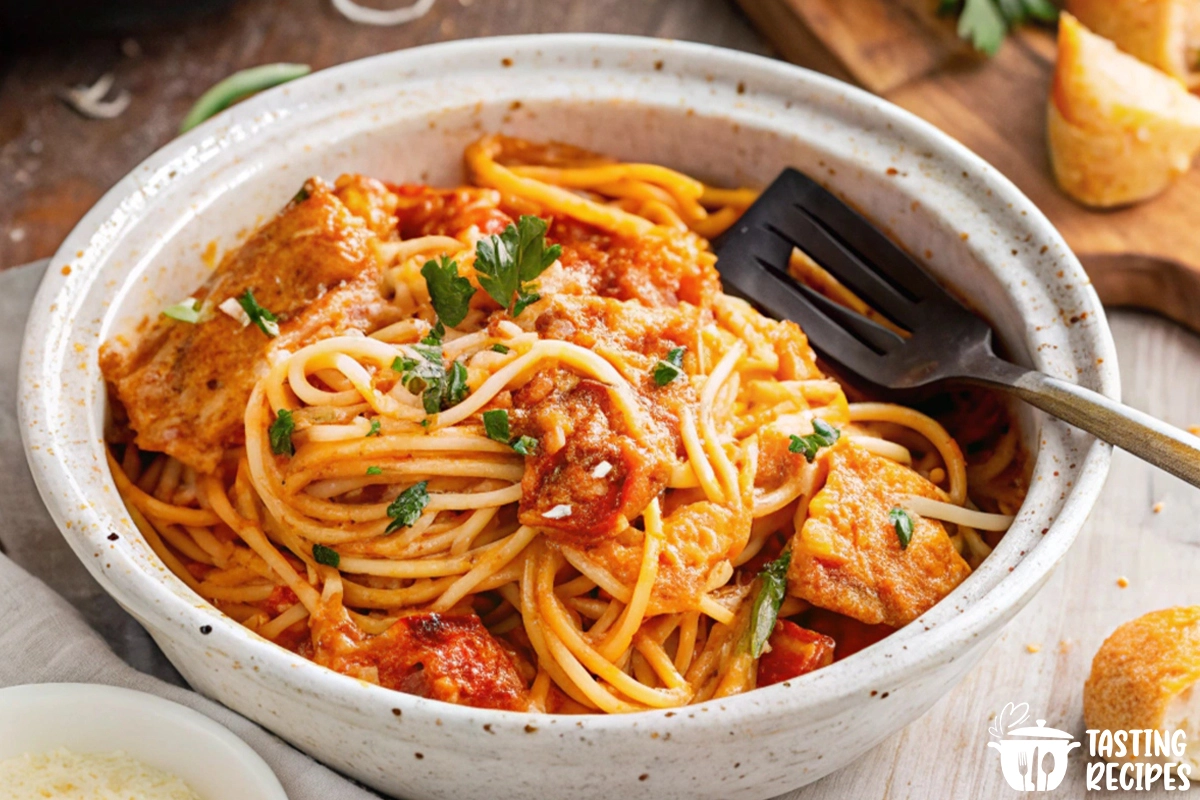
{"left": 971, "top": 355, "right": 1200, "bottom": 487}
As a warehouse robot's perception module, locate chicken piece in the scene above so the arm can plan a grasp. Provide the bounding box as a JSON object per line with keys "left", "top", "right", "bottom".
{"left": 583, "top": 445, "right": 756, "bottom": 616}
{"left": 1066, "top": 0, "right": 1200, "bottom": 90}
{"left": 787, "top": 439, "right": 971, "bottom": 628}
{"left": 513, "top": 377, "right": 677, "bottom": 546}
{"left": 757, "top": 620, "right": 836, "bottom": 687}
{"left": 1049, "top": 13, "right": 1200, "bottom": 208}
{"left": 1084, "top": 606, "right": 1200, "bottom": 771}
{"left": 310, "top": 609, "right": 529, "bottom": 711}
{"left": 100, "top": 178, "right": 396, "bottom": 472}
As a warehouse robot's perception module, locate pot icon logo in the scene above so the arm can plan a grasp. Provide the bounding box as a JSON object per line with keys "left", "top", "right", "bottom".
{"left": 988, "top": 702, "right": 1080, "bottom": 792}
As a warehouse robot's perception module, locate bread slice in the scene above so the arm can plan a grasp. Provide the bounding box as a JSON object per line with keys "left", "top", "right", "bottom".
{"left": 1065, "top": 0, "right": 1200, "bottom": 89}
{"left": 1084, "top": 606, "right": 1200, "bottom": 770}
{"left": 1049, "top": 12, "right": 1200, "bottom": 207}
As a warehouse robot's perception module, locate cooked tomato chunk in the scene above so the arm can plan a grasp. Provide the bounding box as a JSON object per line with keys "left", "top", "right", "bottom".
{"left": 314, "top": 612, "right": 529, "bottom": 711}
{"left": 787, "top": 439, "right": 971, "bottom": 628}
{"left": 757, "top": 620, "right": 836, "bottom": 687}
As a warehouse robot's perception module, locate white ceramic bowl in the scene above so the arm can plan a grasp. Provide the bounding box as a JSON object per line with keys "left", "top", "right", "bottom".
{"left": 19, "top": 35, "right": 1117, "bottom": 800}
{"left": 0, "top": 683, "right": 286, "bottom": 800}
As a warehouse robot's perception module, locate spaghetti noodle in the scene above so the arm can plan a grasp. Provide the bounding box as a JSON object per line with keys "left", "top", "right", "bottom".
{"left": 99, "top": 134, "right": 1027, "bottom": 713}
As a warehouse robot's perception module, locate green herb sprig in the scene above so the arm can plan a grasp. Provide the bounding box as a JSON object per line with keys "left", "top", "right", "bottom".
{"left": 392, "top": 345, "right": 469, "bottom": 416}
{"left": 653, "top": 347, "right": 686, "bottom": 387}
{"left": 745, "top": 550, "right": 792, "bottom": 658}
{"left": 421, "top": 255, "right": 475, "bottom": 328}
{"left": 237, "top": 289, "right": 280, "bottom": 338}
{"left": 890, "top": 507, "right": 915, "bottom": 550}
{"left": 268, "top": 409, "right": 295, "bottom": 456}
{"left": 474, "top": 215, "right": 561, "bottom": 317}
{"left": 312, "top": 543, "right": 340, "bottom": 568}
{"left": 938, "top": 0, "right": 1058, "bottom": 56}
{"left": 788, "top": 419, "right": 840, "bottom": 463}
{"left": 386, "top": 481, "right": 430, "bottom": 533}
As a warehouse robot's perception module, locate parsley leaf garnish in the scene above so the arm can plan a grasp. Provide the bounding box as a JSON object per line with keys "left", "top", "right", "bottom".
{"left": 745, "top": 550, "right": 792, "bottom": 658}
{"left": 420, "top": 255, "right": 475, "bottom": 328}
{"left": 653, "top": 347, "right": 686, "bottom": 387}
{"left": 474, "top": 215, "right": 561, "bottom": 317}
{"left": 237, "top": 289, "right": 280, "bottom": 337}
{"left": 268, "top": 409, "right": 295, "bottom": 456}
{"left": 366, "top": 418, "right": 381, "bottom": 437}
{"left": 938, "top": 0, "right": 1057, "bottom": 56}
{"left": 788, "top": 419, "right": 840, "bottom": 463}
{"left": 312, "top": 543, "right": 340, "bottom": 568}
{"left": 393, "top": 345, "right": 470, "bottom": 415}
{"left": 890, "top": 508, "right": 914, "bottom": 550}
{"left": 163, "top": 298, "right": 203, "bottom": 323}
{"left": 483, "top": 409, "right": 510, "bottom": 443}
{"left": 491, "top": 343, "right": 510, "bottom": 354}
{"left": 512, "top": 435, "right": 538, "bottom": 456}
{"left": 421, "top": 320, "right": 445, "bottom": 346}
{"left": 366, "top": 466, "right": 382, "bottom": 476}
{"left": 386, "top": 481, "right": 430, "bottom": 533}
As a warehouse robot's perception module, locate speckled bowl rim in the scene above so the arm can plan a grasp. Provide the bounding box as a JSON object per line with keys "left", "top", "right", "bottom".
{"left": 19, "top": 34, "right": 1116, "bottom": 738}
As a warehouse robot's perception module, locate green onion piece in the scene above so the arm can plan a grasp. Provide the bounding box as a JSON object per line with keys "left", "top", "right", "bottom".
{"left": 180, "top": 63, "right": 312, "bottom": 133}
{"left": 491, "top": 343, "right": 511, "bottom": 354}
{"left": 512, "top": 435, "right": 538, "bottom": 456}
{"left": 236, "top": 289, "right": 279, "bottom": 338}
{"left": 312, "top": 543, "right": 340, "bottom": 568}
{"left": 163, "top": 298, "right": 203, "bottom": 323}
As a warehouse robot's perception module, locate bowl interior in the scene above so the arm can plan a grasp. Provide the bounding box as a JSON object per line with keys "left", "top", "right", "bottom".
{"left": 0, "top": 684, "right": 286, "bottom": 800}
{"left": 20, "top": 35, "right": 1118, "bottom": 735}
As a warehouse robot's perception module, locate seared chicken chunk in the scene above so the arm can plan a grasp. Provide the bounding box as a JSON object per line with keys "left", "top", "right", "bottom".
{"left": 100, "top": 178, "right": 398, "bottom": 472}
{"left": 787, "top": 440, "right": 971, "bottom": 628}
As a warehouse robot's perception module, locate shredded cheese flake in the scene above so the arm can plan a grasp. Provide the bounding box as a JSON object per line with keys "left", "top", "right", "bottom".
{"left": 543, "top": 504, "right": 573, "bottom": 519}
{"left": 591, "top": 461, "right": 613, "bottom": 479}
{"left": 0, "top": 748, "right": 200, "bottom": 799}
{"left": 218, "top": 296, "right": 251, "bottom": 326}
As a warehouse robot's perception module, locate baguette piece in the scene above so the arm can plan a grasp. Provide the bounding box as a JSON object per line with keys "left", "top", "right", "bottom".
{"left": 1049, "top": 12, "right": 1200, "bottom": 207}
{"left": 1084, "top": 606, "right": 1200, "bottom": 770}
{"left": 1065, "top": 0, "right": 1200, "bottom": 89}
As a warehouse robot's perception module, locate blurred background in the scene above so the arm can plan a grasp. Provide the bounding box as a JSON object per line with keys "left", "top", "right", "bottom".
{"left": 0, "top": 0, "right": 769, "bottom": 270}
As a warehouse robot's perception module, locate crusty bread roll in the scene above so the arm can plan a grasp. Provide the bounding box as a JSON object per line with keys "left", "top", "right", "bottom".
{"left": 1049, "top": 13, "right": 1200, "bottom": 208}
{"left": 1084, "top": 606, "right": 1200, "bottom": 769}
{"left": 1065, "top": 0, "right": 1200, "bottom": 89}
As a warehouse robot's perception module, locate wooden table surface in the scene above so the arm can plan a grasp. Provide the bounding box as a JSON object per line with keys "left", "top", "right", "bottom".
{"left": 3, "top": 2, "right": 1199, "bottom": 798}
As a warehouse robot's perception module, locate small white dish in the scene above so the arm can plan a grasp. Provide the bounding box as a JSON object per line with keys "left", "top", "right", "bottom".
{"left": 0, "top": 683, "right": 287, "bottom": 800}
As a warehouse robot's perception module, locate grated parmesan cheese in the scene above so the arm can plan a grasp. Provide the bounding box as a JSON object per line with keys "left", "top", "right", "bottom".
{"left": 0, "top": 747, "right": 201, "bottom": 800}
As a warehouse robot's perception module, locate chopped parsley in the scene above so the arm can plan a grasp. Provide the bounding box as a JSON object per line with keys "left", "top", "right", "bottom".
{"left": 366, "top": 466, "right": 382, "bottom": 476}
{"left": 386, "top": 481, "right": 430, "bottom": 533}
{"left": 291, "top": 184, "right": 310, "bottom": 204}
{"left": 268, "top": 409, "right": 295, "bottom": 456}
{"left": 491, "top": 343, "right": 510, "bottom": 354}
{"left": 653, "top": 347, "right": 686, "bottom": 387}
{"left": 745, "top": 550, "right": 791, "bottom": 658}
{"left": 366, "top": 418, "right": 381, "bottom": 437}
{"left": 474, "top": 215, "right": 561, "bottom": 317}
{"left": 421, "top": 320, "right": 445, "bottom": 346}
{"left": 312, "top": 543, "right": 340, "bottom": 568}
{"left": 483, "top": 409, "right": 511, "bottom": 443}
{"left": 393, "top": 344, "right": 470, "bottom": 415}
{"left": 788, "top": 419, "right": 840, "bottom": 463}
{"left": 163, "top": 298, "right": 203, "bottom": 323}
{"left": 236, "top": 289, "right": 280, "bottom": 338}
{"left": 512, "top": 435, "right": 538, "bottom": 456}
{"left": 890, "top": 507, "right": 914, "bottom": 550}
{"left": 938, "top": 0, "right": 1057, "bottom": 56}
{"left": 420, "top": 255, "right": 476, "bottom": 328}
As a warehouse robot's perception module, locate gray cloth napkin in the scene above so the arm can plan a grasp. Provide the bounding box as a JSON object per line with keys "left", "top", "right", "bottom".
{"left": 0, "top": 260, "right": 380, "bottom": 800}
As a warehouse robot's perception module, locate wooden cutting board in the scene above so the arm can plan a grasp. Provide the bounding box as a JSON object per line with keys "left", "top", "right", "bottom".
{"left": 738, "top": 0, "right": 1200, "bottom": 333}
